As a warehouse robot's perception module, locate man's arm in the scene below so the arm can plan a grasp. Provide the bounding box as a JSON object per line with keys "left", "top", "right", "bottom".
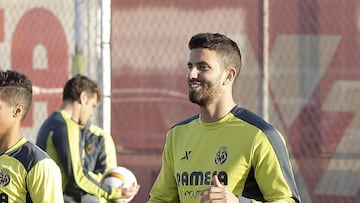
{"left": 148, "top": 132, "right": 180, "bottom": 203}
{"left": 199, "top": 130, "right": 300, "bottom": 203}
{"left": 42, "top": 112, "right": 122, "bottom": 200}
{"left": 244, "top": 131, "right": 300, "bottom": 202}
{"left": 89, "top": 124, "right": 117, "bottom": 174}
{"left": 27, "top": 158, "right": 64, "bottom": 203}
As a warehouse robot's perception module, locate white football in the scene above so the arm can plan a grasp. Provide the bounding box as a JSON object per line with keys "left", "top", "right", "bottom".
{"left": 102, "top": 166, "right": 138, "bottom": 203}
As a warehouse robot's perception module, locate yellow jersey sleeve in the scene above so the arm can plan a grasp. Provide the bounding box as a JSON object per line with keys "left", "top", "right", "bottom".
{"left": 27, "top": 158, "right": 64, "bottom": 203}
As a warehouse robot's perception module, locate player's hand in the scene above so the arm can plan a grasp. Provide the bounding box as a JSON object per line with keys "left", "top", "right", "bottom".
{"left": 108, "top": 185, "right": 140, "bottom": 200}
{"left": 199, "top": 175, "right": 238, "bottom": 203}
{"left": 120, "top": 184, "right": 140, "bottom": 199}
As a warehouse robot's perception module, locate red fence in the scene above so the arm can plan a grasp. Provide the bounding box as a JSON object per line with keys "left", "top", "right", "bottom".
{"left": 1, "top": 1, "right": 359, "bottom": 202}
{"left": 111, "top": 1, "right": 360, "bottom": 202}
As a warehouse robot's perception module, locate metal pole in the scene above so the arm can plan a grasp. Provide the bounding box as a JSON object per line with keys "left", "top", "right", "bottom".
{"left": 99, "top": 0, "right": 112, "bottom": 133}
{"left": 260, "top": 0, "right": 270, "bottom": 121}
{"left": 73, "top": 0, "right": 85, "bottom": 75}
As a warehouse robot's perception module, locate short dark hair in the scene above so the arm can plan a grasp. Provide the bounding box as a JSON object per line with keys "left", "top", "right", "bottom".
{"left": 0, "top": 69, "right": 33, "bottom": 120}
{"left": 62, "top": 74, "right": 101, "bottom": 103}
{"left": 188, "top": 33, "right": 242, "bottom": 76}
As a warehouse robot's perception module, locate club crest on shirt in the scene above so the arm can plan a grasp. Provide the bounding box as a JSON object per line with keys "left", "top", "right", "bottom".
{"left": 86, "top": 144, "right": 94, "bottom": 154}
{"left": 214, "top": 146, "right": 228, "bottom": 165}
{"left": 0, "top": 168, "right": 10, "bottom": 187}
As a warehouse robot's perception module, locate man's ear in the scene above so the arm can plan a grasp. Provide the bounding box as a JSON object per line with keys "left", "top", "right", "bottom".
{"left": 79, "top": 91, "right": 87, "bottom": 104}
{"left": 223, "top": 67, "right": 237, "bottom": 85}
{"left": 13, "top": 104, "right": 24, "bottom": 118}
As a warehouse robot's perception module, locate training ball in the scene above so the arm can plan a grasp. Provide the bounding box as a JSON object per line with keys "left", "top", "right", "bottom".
{"left": 102, "top": 166, "right": 138, "bottom": 203}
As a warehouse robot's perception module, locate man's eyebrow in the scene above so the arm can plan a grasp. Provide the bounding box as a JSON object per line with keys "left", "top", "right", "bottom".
{"left": 188, "top": 61, "right": 208, "bottom": 66}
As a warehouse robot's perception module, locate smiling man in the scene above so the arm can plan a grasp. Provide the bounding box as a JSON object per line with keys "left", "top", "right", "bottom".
{"left": 148, "top": 33, "right": 300, "bottom": 203}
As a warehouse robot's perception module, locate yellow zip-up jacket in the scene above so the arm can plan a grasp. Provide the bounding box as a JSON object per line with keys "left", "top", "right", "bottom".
{"left": 36, "top": 110, "right": 121, "bottom": 202}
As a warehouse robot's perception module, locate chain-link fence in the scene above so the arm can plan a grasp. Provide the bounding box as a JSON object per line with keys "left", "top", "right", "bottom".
{"left": 0, "top": 0, "right": 103, "bottom": 139}
{"left": 111, "top": 1, "right": 360, "bottom": 202}
{"left": 1, "top": 0, "right": 359, "bottom": 202}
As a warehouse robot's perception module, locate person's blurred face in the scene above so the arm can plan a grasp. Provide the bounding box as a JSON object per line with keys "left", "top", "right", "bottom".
{"left": 187, "top": 48, "right": 225, "bottom": 106}
{"left": 0, "top": 98, "right": 14, "bottom": 137}
{"left": 78, "top": 93, "right": 98, "bottom": 128}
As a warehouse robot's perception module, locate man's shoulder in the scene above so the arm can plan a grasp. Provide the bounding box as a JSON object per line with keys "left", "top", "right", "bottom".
{"left": 88, "top": 124, "right": 108, "bottom": 137}
{"left": 8, "top": 140, "right": 50, "bottom": 172}
{"left": 170, "top": 114, "right": 200, "bottom": 129}
{"left": 231, "top": 106, "right": 275, "bottom": 131}
{"left": 39, "top": 111, "right": 67, "bottom": 128}
{"left": 39, "top": 110, "right": 75, "bottom": 132}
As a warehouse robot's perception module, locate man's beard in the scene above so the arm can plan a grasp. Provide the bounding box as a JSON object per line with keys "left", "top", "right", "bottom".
{"left": 189, "top": 82, "right": 220, "bottom": 106}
